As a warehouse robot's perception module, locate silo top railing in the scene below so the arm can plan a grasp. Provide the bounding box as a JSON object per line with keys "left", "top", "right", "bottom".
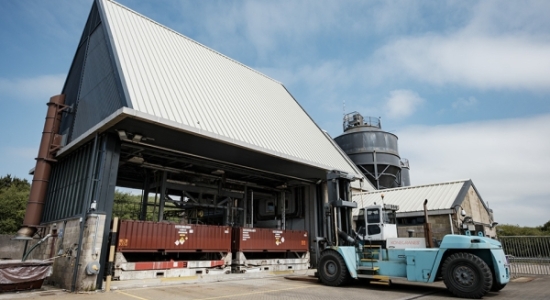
{"left": 343, "top": 112, "right": 381, "bottom": 132}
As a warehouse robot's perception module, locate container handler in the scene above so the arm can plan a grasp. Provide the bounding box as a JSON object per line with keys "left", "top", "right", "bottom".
{"left": 315, "top": 171, "right": 509, "bottom": 299}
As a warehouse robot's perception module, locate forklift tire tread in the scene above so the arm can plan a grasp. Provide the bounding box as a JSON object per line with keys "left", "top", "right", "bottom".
{"left": 441, "top": 252, "right": 492, "bottom": 299}
{"left": 318, "top": 250, "right": 351, "bottom": 286}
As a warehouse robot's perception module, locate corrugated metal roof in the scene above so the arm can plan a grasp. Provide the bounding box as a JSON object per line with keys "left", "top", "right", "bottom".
{"left": 352, "top": 180, "right": 472, "bottom": 214}
{"left": 97, "top": 0, "right": 367, "bottom": 181}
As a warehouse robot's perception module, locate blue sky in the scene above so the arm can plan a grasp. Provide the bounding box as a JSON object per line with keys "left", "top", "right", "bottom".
{"left": 1, "top": 0, "right": 549, "bottom": 227}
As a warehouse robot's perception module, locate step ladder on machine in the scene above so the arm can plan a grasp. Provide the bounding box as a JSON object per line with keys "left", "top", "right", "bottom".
{"left": 358, "top": 244, "right": 390, "bottom": 285}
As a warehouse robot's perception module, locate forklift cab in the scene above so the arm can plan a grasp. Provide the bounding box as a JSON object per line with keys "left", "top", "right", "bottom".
{"left": 358, "top": 203, "right": 399, "bottom": 240}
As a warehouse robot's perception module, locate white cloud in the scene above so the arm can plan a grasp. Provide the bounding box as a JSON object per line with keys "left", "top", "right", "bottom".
{"left": 241, "top": 1, "right": 339, "bottom": 56}
{"left": 375, "top": 34, "right": 550, "bottom": 90}
{"left": 178, "top": 0, "right": 342, "bottom": 61}
{"left": 398, "top": 114, "right": 550, "bottom": 226}
{"left": 139, "top": 1, "right": 550, "bottom": 93}
{"left": 371, "top": 1, "right": 550, "bottom": 91}
{"left": 464, "top": 0, "right": 550, "bottom": 37}
{"left": 170, "top": 1, "right": 434, "bottom": 63}
{"left": 384, "top": 90, "right": 425, "bottom": 119}
{"left": 452, "top": 96, "right": 478, "bottom": 110}
{"left": 0, "top": 74, "right": 65, "bottom": 103}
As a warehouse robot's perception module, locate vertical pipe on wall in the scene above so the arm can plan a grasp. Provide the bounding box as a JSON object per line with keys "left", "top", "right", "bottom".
{"left": 16, "top": 94, "right": 66, "bottom": 239}
{"left": 423, "top": 199, "right": 434, "bottom": 248}
{"left": 449, "top": 214, "right": 455, "bottom": 234}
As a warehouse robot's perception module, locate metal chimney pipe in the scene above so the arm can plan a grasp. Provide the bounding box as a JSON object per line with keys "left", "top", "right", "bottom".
{"left": 15, "top": 94, "right": 66, "bottom": 239}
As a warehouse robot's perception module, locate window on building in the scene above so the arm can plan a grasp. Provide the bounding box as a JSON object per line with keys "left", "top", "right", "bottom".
{"left": 397, "top": 216, "right": 426, "bottom": 225}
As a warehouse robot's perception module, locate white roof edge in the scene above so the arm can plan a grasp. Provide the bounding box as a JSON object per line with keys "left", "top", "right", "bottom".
{"left": 57, "top": 107, "right": 127, "bottom": 156}
{"left": 100, "top": 0, "right": 281, "bottom": 85}
{"left": 397, "top": 209, "right": 455, "bottom": 217}
{"left": 354, "top": 179, "right": 471, "bottom": 195}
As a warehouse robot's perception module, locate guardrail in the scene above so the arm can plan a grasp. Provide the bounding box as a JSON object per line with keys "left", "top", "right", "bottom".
{"left": 499, "top": 236, "right": 550, "bottom": 277}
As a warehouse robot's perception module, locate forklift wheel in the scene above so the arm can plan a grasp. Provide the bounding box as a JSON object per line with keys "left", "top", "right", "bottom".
{"left": 442, "top": 252, "right": 492, "bottom": 299}
{"left": 318, "top": 250, "right": 351, "bottom": 286}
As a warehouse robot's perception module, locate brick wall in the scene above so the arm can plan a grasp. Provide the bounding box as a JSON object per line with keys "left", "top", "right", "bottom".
{"left": 397, "top": 214, "right": 454, "bottom": 242}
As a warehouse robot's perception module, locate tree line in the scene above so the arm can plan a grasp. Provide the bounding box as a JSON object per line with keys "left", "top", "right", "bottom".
{"left": 0, "top": 175, "right": 30, "bottom": 234}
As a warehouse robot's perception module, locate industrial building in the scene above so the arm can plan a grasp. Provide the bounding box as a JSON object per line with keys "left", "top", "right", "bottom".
{"left": 13, "top": 0, "right": 497, "bottom": 292}
{"left": 15, "top": 0, "right": 372, "bottom": 291}
{"left": 352, "top": 180, "right": 498, "bottom": 242}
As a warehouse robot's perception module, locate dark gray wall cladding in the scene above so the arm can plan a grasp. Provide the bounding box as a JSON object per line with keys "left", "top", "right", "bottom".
{"left": 71, "top": 23, "right": 123, "bottom": 140}
{"left": 59, "top": 45, "right": 85, "bottom": 139}
{"left": 42, "top": 139, "right": 94, "bottom": 222}
{"left": 42, "top": 134, "right": 120, "bottom": 223}
{"left": 77, "top": 2, "right": 101, "bottom": 47}
{"left": 59, "top": 1, "right": 101, "bottom": 141}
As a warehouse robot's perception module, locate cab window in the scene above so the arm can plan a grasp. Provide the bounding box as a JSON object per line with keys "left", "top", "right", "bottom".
{"left": 366, "top": 208, "right": 380, "bottom": 224}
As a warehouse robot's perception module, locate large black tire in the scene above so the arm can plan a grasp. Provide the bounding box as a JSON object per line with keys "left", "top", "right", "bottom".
{"left": 441, "top": 252, "right": 493, "bottom": 299}
{"left": 318, "top": 250, "right": 351, "bottom": 286}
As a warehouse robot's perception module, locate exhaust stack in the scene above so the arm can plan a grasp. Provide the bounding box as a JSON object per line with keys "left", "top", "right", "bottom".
{"left": 15, "top": 94, "right": 66, "bottom": 239}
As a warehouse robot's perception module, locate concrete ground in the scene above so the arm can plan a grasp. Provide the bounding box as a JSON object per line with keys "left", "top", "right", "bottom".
{"left": 1, "top": 271, "right": 549, "bottom": 300}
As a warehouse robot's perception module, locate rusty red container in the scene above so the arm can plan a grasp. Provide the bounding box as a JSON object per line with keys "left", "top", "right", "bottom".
{"left": 232, "top": 227, "right": 308, "bottom": 252}
{"left": 117, "top": 220, "right": 232, "bottom": 253}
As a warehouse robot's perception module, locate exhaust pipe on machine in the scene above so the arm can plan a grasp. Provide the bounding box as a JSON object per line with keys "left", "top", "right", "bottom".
{"left": 15, "top": 94, "right": 66, "bottom": 240}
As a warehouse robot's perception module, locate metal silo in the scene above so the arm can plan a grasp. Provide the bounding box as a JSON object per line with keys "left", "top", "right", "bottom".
{"left": 334, "top": 112, "right": 408, "bottom": 189}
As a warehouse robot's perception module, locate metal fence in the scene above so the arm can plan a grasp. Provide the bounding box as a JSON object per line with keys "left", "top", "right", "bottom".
{"left": 499, "top": 236, "right": 550, "bottom": 277}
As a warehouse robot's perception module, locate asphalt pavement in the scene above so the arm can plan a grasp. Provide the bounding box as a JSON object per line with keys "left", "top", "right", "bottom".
{"left": 1, "top": 270, "right": 548, "bottom": 300}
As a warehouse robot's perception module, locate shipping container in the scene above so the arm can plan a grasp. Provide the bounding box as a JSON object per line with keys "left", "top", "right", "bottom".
{"left": 117, "top": 220, "right": 232, "bottom": 253}
{"left": 232, "top": 227, "right": 308, "bottom": 253}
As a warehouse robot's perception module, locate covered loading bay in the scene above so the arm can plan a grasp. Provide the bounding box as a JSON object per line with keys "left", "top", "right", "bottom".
{"left": 113, "top": 117, "right": 324, "bottom": 228}
{"left": 41, "top": 114, "right": 330, "bottom": 287}
{"left": 25, "top": 0, "right": 369, "bottom": 291}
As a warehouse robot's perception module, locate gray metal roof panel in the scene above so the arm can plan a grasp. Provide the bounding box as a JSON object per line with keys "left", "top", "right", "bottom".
{"left": 353, "top": 180, "right": 470, "bottom": 213}
{"left": 98, "top": 0, "right": 362, "bottom": 177}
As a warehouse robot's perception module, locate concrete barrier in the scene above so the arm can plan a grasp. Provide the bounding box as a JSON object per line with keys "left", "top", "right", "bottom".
{"left": 0, "top": 234, "right": 39, "bottom": 260}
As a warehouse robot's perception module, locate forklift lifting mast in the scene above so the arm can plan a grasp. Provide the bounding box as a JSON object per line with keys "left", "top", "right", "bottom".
{"left": 315, "top": 171, "right": 510, "bottom": 299}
